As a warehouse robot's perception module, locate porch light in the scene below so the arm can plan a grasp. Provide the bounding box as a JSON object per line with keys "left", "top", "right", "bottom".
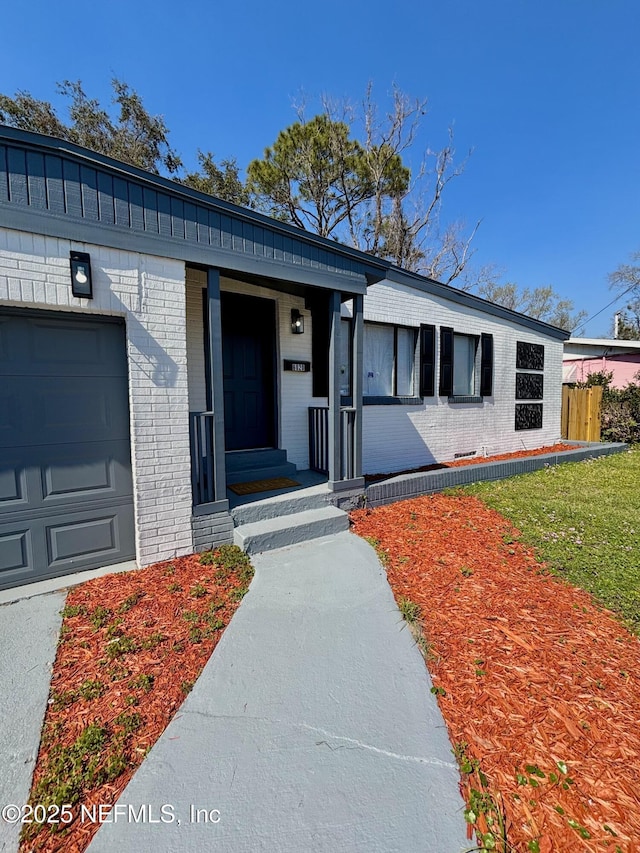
{"left": 70, "top": 251, "right": 93, "bottom": 298}
{"left": 291, "top": 308, "right": 304, "bottom": 334}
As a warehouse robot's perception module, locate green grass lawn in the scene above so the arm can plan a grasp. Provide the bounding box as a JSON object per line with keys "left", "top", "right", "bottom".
{"left": 464, "top": 446, "right": 640, "bottom": 634}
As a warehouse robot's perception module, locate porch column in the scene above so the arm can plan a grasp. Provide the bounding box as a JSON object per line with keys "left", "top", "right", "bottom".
{"left": 327, "top": 290, "right": 365, "bottom": 492}
{"left": 327, "top": 290, "right": 342, "bottom": 486}
{"left": 206, "top": 267, "right": 228, "bottom": 504}
{"left": 351, "top": 293, "right": 364, "bottom": 479}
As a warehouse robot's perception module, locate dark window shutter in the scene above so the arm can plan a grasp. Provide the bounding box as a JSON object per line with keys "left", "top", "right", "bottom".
{"left": 419, "top": 324, "right": 436, "bottom": 396}
{"left": 439, "top": 326, "right": 454, "bottom": 396}
{"left": 309, "top": 294, "right": 329, "bottom": 397}
{"left": 480, "top": 333, "right": 494, "bottom": 397}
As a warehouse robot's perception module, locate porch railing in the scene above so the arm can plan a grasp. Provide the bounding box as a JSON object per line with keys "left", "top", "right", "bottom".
{"left": 190, "top": 411, "right": 218, "bottom": 506}
{"left": 308, "top": 406, "right": 356, "bottom": 480}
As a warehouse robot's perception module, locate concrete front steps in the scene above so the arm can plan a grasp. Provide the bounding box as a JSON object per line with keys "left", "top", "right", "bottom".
{"left": 225, "top": 448, "right": 297, "bottom": 486}
{"left": 234, "top": 504, "right": 349, "bottom": 554}
{"left": 228, "top": 454, "right": 350, "bottom": 554}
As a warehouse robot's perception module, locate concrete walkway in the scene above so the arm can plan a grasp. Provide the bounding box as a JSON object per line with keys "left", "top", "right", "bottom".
{"left": 0, "top": 592, "right": 65, "bottom": 853}
{"left": 90, "top": 532, "right": 468, "bottom": 852}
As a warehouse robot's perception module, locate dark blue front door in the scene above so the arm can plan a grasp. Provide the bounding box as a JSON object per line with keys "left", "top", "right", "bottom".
{"left": 221, "top": 293, "right": 276, "bottom": 451}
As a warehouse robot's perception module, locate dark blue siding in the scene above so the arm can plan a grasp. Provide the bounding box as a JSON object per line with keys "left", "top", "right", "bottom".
{"left": 0, "top": 137, "right": 369, "bottom": 283}
{"left": 158, "top": 193, "right": 172, "bottom": 237}
{"left": 184, "top": 202, "right": 197, "bottom": 242}
{"left": 62, "top": 160, "right": 82, "bottom": 218}
{"left": 171, "top": 197, "right": 185, "bottom": 239}
{"left": 45, "top": 155, "right": 65, "bottom": 214}
{"left": 0, "top": 147, "right": 8, "bottom": 202}
{"left": 143, "top": 188, "right": 159, "bottom": 234}
{"left": 129, "top": 183, "right": 144, "bottom": 231}
{"left": 113, "top": 177, "right": 130, "bottom": 227}
{"left": 8, "top": 148, "right": 28, "bottom": 205}
{"left": 26, "top": 152, "right": 47, "bottom": 210}
{"left": 80, "top": 166, "right": 99, "bottom": 220}
{"left": 97, "top": 172, "right": 115, "bottom": 224}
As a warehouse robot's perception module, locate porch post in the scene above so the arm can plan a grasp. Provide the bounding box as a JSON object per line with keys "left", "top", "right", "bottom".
{"left": 327, "top": 290, "right": 342, "bottom": 486}
{"left": 207, "top": 267, "right": 227, "bottom": 502}
{"left": 352, "top": 293, "right": 364, "bottom": 478}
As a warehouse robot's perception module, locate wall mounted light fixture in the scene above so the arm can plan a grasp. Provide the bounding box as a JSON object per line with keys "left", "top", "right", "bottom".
{"left": 291, "top": 308, "right": 304, "bottom": 334}
{"left": 70, "top": 251, "right": 93, "bottom": 298}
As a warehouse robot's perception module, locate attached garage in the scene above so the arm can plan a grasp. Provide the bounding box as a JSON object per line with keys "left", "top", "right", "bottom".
{"left": 0, "top": 309, "right": 135, "bottom": 590}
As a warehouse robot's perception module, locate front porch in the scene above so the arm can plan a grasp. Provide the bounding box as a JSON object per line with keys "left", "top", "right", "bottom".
{"left": 185, "top": 264, "right": 367, "bottom": 553}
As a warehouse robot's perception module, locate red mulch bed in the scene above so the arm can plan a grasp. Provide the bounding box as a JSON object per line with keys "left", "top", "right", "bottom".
{"left": 365, "top": 443, "right": 581, "bottom": 483}
{"left": 351, "top": 495, "right": 640, "bottom": 852}
{"left": 21, "top": 548, "right": 252, "bottom": 853}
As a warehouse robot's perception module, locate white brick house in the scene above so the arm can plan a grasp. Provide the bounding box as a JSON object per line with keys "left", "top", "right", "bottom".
{"left": 0, "top": 128, "right": 568, "bottom": 589}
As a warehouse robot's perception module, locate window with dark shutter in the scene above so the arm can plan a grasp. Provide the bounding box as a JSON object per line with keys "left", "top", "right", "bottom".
{"left": 480, "top": 333, "right": 494, "bottom": 397}
{"left": 419, "top": 324, "right": 435, "bottom": 396}
{"left": 439, "top": 326, "right": 453, "bottom": 396}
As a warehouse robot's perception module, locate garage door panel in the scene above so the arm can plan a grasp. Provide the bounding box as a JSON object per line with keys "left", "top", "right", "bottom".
{"left": 0, "top": 465, "right": 28, "bottom": 508}
{"left": 1, "top": 376, "right": 130, "bottom": 447}
{"left": 43, "top": 506, "right": 135, "bottom": 574}
{"left": 41, "top": 442, "right": 132, "bottom": 506}
{"left": 34, "top": 377, "right": 129, "bottom": 443}
{"left": 40, "top": 386, "right": 110, "bottom": 432}
{"left": 48, "top": 515, "right": 120, "bottom": 564}
{"left": 0, "top": 315, "right": 128, "bottom": 377}
{"left": 0, "top": 527, "right": 31, "bottom": 574}
{"left": 0, "top": 442, "right": 132, "bottom": 511}
{"left": 43, "top": 456, "right": 111, "bottom": 499}
{"left": 0, "top": 504, "right": 135, "bottom": 589}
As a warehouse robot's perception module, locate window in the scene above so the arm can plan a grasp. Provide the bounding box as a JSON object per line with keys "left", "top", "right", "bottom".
{"left": 439, "top": 328, "right": 493, "bottom": 399}
{"left": 453, "top": 334, "right": 477, "bottom": 396}
{"left": 363, "top": 323, "right": 417, "bottom": 397}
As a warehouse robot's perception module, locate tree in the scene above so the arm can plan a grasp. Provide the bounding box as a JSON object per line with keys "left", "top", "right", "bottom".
{"left": 609, "top": 251, "right": 640, "bottom": 340}
{"left": 357, "top": 87, "right": 479, "bottom": 284}
{"left": 180, "top": 150, "right": 250, "bottom": 207}
{"left": 0, "top": 79, "right": 181, "bottom": 175}
{"left": 247, "top": 86, "right": 480, "bottom": 285}
{"left": 247, "top": 112, "right": 406, "bottom": 238}
{"left": 478, "top": 281, "right": 587, "bottom": 332}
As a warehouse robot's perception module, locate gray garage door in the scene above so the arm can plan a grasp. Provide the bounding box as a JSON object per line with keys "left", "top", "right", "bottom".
{"left": 0, "top": 309, "right": 135, "bottom": 590}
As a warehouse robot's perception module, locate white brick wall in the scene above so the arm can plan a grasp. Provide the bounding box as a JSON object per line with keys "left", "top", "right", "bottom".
{"left": 350, "top": 279, "right": 564, "bottom": 474}
{"left": 185, "top": 271, "right": 564, "bottom": 478}
{"left": 0, "top": 226, "right": 193, "bottom": 566}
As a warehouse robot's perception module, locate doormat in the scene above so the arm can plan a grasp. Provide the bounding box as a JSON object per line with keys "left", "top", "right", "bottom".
{"left": 228, "top": 477, "right": 301, "bottom": 496}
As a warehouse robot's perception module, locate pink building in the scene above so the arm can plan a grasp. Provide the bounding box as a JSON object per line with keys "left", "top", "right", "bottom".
{"left": 563, "top": 338, "right": 640, "bottom": 388}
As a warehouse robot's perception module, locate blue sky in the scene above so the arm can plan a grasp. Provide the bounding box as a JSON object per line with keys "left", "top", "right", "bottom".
{"left": 2, "top": 0, "right": 639, "bottom": 335}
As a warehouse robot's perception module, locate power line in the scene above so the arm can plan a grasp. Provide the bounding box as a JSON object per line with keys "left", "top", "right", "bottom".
{"left": 571, "top": 282, "right": 637, "bottom": 336}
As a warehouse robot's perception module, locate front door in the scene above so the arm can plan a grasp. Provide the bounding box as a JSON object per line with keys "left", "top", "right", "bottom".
{"left": 220, "top": 292, "right": 276, "bottom": 451}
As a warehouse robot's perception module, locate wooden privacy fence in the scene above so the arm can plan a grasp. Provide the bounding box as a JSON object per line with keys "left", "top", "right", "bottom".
{"left": 561, "top": 385, "right": 603, "bottom": 441}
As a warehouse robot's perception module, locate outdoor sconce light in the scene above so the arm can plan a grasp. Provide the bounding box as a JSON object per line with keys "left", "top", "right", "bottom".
{"left": 291, "top": 308, "right": 304, "bottom": 334}
{"left": 70, "top": 251, "right": 93, "bottom": 298}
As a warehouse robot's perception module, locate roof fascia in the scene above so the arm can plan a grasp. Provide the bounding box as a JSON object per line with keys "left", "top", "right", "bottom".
{"left": 386, "top": 267, "right": 571, "bottom": 341}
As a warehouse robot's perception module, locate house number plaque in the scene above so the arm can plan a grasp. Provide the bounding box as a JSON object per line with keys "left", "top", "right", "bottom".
{"left": 283, "top": 360, "right": 310, "bottom": 372}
